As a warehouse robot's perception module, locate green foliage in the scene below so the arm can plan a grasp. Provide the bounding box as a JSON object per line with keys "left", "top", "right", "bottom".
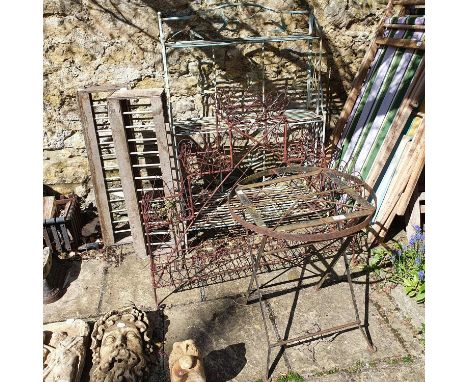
{"left": 402, "top": 355, "right": 414, "bottom": 364}
{"left": 277, "top": 372, "right": 305, "bottom": 382}
{"left": 419, "top": 323, "right": 425, "bottom": 346}
{"left": 368, "top": 226, "right": 425, "bottom": 303}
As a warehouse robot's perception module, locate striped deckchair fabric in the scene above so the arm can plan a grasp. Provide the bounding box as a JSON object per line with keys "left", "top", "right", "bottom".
{"left": 334, "top": 16, "right": 425, "bottom": 181}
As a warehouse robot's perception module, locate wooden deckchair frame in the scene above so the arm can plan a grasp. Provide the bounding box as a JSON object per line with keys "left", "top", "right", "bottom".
{"left": 327, "top": 0, "right": 425, "bottom": 243}
{"left": 330, "top": 0, "right": 424, "bottom": 146}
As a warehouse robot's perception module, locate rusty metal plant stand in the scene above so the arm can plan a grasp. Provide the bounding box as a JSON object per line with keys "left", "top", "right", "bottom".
{"left": 228, "top": 166, "right": 377, "bottom": 381}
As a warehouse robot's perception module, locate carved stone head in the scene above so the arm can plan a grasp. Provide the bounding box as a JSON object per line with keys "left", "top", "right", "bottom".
{"left": 90, "top": 306, "right": 153, "bottom": 382}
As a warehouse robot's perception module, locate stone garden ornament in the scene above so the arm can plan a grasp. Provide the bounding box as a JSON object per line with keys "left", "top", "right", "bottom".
{"left": 43, "top": 319, "right": 90, "bottom": 382}
{"left": 169, "top": 339, "right": 206, "bottom": 382}
{"left": 90, "top": 306, "right": 153, "bottom": 382}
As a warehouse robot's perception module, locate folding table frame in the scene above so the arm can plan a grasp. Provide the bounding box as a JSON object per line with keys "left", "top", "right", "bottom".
{"left": 228, "top": 166, "right": 377, "bottom": 381}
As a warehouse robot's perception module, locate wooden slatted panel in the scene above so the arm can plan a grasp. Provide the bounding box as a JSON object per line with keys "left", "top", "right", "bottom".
{"left": 77, "top": 84, "right": 131, "bottom": 245}
{"left": 108, "top": 88, "right": 176, "bottom": 258}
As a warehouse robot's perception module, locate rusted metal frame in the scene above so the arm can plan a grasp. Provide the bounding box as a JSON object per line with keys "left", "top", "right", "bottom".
{"left": 227, "top": 116, "right": 285, "bottom": 163}
{"left": 237, "top": 177, "right": 368, "bottom": 208}
{"left": 342, "top": 246, "right": 376, "bottom": 351}
{"left": 153, "top": 5, "right": 327, "bottom": 295}
{"left": 183, "top": 130, "right": 285, "bottom": 233}
{"left": 229, "top": 167, "right": 376, "bottom": 242}
{"left": 272, "top": 320, "right": 361, "bottom": 348}
{"left": 237, "top": 187, "right": 370, "bottom": 230}
{"left": 150, "top": 238, "right": 321, "bottom": 289}
{"left": 248, "top": 194, "right": 307, "bottom": 263}
{"left": 59, "top": 219, "right": 71, "bottom": 251}
{"left": 312, "top": 236, "right": 352, "bottom": 290}
{"left": 47, "top": 224, "right": 61, "bottom": 252}
{"left": 238, "top": 167, "right": 323, "bottom": 190}
{"left": 231, "top": 191, "right": 347, "bottom": 216}
{"left": 325, "top": 172, "right": 374, "bottom": 209}
{"left": 108, "top": 96, "right": 147, "bottom": 258}
{"left": 247, "top": 231, "right": 374, "bottom": 380}
{"left": 244, "top": 194, "right": 317, "bottom": 302}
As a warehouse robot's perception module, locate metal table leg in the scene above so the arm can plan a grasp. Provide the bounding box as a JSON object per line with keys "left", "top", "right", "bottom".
{"left": 246, "top": 233, "right": 376, "bottom": 381}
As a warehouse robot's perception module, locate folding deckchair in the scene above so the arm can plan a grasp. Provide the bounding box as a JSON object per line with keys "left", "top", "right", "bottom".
{"left": 328, "top": 0, "right": 425, "bottom": 243}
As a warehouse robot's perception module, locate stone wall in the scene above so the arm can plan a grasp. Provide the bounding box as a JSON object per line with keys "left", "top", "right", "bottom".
{"left": 43, "top": 0, "right": 388, "bottom": 203}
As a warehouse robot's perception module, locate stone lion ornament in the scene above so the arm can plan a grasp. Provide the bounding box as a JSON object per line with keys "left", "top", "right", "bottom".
{"left": 90, "top": 306, "right": 153, "bottom": 382}
{"left": 169, "top": 339, "right": 206, "bottom": 382}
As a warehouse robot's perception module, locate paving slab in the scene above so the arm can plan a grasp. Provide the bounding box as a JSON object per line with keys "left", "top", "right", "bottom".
{"left": 390, "top": 284, "right": 425, "bottom": 329}
{"left": 43, "top": 259, "right": 105, "bottom": 323}
{"left": 98, "top": 254, "right": 156, "bottom": 313}
{"left": 43, "top": 250, "right": 424, "bottom": 381}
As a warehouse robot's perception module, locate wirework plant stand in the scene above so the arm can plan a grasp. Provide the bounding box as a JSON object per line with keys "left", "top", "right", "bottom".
{"left": 228, "top": 166, "right": 377, "bottom": 381}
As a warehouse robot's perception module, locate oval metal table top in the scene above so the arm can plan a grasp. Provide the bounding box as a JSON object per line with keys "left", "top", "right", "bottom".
{"left": 228, "top": 166, "right": 377, "bottom": 242}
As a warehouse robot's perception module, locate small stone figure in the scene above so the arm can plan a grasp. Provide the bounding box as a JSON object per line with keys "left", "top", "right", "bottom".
{"left": 90, "top": 306, "right": 153, "bottom": 382}
{"left": 43, "top": 319, "right": 90, "bottom": 382}
{"left": 169, "top": 340, "right": 206, "bottom": 382}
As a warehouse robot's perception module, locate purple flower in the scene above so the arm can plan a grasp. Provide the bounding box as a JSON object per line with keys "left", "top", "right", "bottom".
{"left": 418, "top": 270, "right": 425, "bottom": 281}
{"left": 419, "top": 243, "right": 425, "bottom": 254}
{"left": 409, "top": 230, "right": 425, "bottom": 247}
{"left": 391, "top": 249, "right": 401, "bottom": 262}
{"left": 415, "top": 257, "right": 421, "bottom": 266}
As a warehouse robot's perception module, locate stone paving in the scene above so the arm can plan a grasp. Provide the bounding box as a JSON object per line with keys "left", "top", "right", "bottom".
{"left": 44, "top": 246, "right": 424, "bottom": 382}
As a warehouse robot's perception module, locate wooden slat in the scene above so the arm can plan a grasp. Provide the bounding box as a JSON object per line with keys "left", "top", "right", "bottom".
{"left": 78, "top": 91, "right": 116, "bottom": 245}
{"left": 108, "top": 88, "right": 164, "bottom": 99}
{"left": 108, "top": 97, "right": 147, "bottom": 258}
{"left": 384, "top": 23, "right": 425, "bottom": 31}
{"left": 43, "top": 196, "right": 56, "bottom": 220}
{"left": 393, "top": 0, "right": 425, "bottom": 5}
{"left": 377, "top": 119, "right": 425, "bottom": 223}
{"left": 376, "top": 37, "right": 425, "bottom": 50}
{"left": 150, "top": 95, "right": 176, "bottom": 195}
{"left": 78, "top": 84, "right": 128, "bottom": 92}
{"left": 369, "top": 126, "right": 425, "bottom": 244}
{"left": 383, "top": 138, "right": 425, "bottom": 233}
{"left": 395, "top": 136, "right": 425, "bottom": 215}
